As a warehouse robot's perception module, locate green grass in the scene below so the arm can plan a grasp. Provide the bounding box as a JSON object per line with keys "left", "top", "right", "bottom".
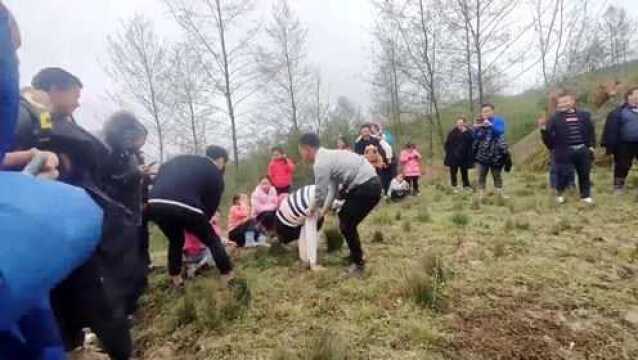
{"left": 135, "top": 168, "right": 638, "bottom": 359}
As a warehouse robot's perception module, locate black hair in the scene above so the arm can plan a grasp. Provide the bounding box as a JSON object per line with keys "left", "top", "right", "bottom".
{"left": 103, "top": 110, "right": 148, "bottom": 150}
{"left": 625, "top": 86, "right": 638, "bottom": 101}
{"left": 360, "top": 123, "right": 372, "bottom": 130}
{"left": 32, "top": 67, "right": 83, "bottom": 92}
{"left": 299, "top": 132, "right": 320, "bottom": 148}
{"left": 271, "top": 146, "right": 284, "bottom": 154}
{"left": 480, "top": 103, "right": 495, "bottom": 110}
{"left": 205, "top": 145, "right": 229, "bottom": 162}
{"left": 232, "top": 194, "right": 242, "bottom": 205}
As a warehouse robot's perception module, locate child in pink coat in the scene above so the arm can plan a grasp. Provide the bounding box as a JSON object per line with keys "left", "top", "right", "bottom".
{"left": 399, "top": 143, "right": 423, "bottom": 195}
{"left": 251, "top": 177, "right": 279, "bottom": 219}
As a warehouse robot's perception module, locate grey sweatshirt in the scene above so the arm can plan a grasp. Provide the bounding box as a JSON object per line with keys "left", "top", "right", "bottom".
{"left": 313, "top": 147, "right": 378, "bottom": 212}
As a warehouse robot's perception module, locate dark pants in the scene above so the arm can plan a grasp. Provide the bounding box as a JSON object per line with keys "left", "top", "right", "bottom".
{"left": 275, "top": 186, "right": 291, "bottom": 195}
{"left": 478, "top": 164, "right": 503, "bottom": 190}
{"left": 338, "top": 177, "right": 382, "bottom": 266}
{"left": 228, "top": 220, "right": 256, "bottom": 247}
{"left": 380, "top": 168, "right": 393, "bottom": 194}
{"left": 147, "top": 203, "right": 233, "bottom": 276}
{"left": 556, "top": 146, "right": 592, "bottom": 198}
{"left": 450, "top": 166, "right": 470, "bottom": 188}
{"left": 549, "top": 154, "right": 575, "bottom": 190}
{"left": 275, "top": 217, "right": 324, "bottom": 244}
{"left": 614, "top": 142, "right": 638, "bottom": 188}
{"left": 389, "top": 190, "right": 409, "bottom": 201}
{"left": 405, "top": 176, "right": 420, "bottom": 194}
{"left": 51, "top": 259, "right": 132, "bottom": 360}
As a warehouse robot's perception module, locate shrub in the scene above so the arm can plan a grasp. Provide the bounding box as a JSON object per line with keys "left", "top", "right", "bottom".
{"left": 515, "top": 220, "right": 530, "bottom": 231}
{"left": 402, "top": 221, "right": 412, "bottom": 233}
{"left": 373, "top": 211, "right": 393, "bottom": 225}
{"left": 450, "top": 213, "right": 470, "bottom": 227}
{"left": 324, "top": 227, "right": 344, "bottom": 253}
{"left": 372, "top": 230, "right": 384, "bottom": 243}
{"left": 401, "top": 254, "right": 447, "bottom": 311}
{"left": 470, "top": 197, "right": 481, "bottom": 211}
{"left": 493, "top": 241, "right": 507, "bottom": 258}
{"left": 395, "top": 211, "right": 402, "bottom": 221}
{"left": 302, "top": 329, "right": 348, "bottom": 360}
{"left": 416, "top": 208, "right": 431, "bottom": 223}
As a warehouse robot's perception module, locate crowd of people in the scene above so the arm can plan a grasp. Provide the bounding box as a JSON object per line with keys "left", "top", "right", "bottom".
{"left": 3, "top": 2, "right": 638, "bottom": 359}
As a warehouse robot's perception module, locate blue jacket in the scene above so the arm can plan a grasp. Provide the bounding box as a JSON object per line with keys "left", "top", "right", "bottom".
{"left": 0, "top": 173, "right": 102, "bottom": 359}
{"left": 490, "top": 116, "right": 506, "bottom": 138}
{"left": 0, "top": 7, "right": 19, "bottom": 165}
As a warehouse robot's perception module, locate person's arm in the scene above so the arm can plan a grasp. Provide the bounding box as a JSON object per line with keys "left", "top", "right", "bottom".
{"left": 321, "top": 180, "right": 338, "bottom": 215}
{"left": 492, "top": 117, "right": 506, "bottom": 137}
{"left": 203, "top": 170, "right": 223, "bottom": 218}
{"left": 601, "top": 109, "right": 620, "bottom": 154}
{"left": 584, "top": 112, "right": 596, "bottom": 150}
{"left": 540, "top": 115, "right": 555, "bottom": 150}
{"left": 313, "top": 159, "right": 332, "bottom": 213}
{"left": 375, "top": 140, "right": 388, "bottom": 164}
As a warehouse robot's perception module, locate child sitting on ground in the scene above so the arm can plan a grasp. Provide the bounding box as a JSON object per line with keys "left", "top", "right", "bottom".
{"left": 229, "top": 193, "right": 267, "bottom": 248}
{"left": 183, "top": 212, "right": 227, "bottom": 278}
{"left": 387, "top": 172, "right": 410, "bottom": 201}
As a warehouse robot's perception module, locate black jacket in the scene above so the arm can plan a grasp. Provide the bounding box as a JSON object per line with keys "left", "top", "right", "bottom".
{"left": 444, "top": 128, "right": 474, "bottom": 168}
{"left": 150, "top": 155, "right": 224, "bottom": 218}
{"left": 354, "top": 136, "right": 388, "bottom": 164}
{"left": 601, "top": 103, "right": 628, "bottom": 154}
{"left": 541, "top": 110, "right": 595, "bottom": 161}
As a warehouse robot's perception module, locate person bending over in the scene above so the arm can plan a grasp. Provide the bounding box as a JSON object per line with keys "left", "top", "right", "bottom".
{"left": 147, "top": 145, "right": 235, "bottom": 289}
{"left": 299, "top": 132, "right": 382, "bottom": 277}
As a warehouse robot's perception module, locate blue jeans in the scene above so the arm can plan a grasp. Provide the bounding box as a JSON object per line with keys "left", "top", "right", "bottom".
{"left": 549, "top": 154, "right": 574, "bottom": 189}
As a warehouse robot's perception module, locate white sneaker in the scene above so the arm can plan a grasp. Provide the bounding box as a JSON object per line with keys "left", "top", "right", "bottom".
{"left": 557, "top": 196, "right": 566, "bottom": 204}
{"left": 582, "top": 197, "right": 594, "bottom": 204}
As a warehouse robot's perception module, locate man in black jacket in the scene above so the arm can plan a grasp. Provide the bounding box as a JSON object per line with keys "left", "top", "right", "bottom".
{"left": 540, "top": 90, "right": 595, "bottom": 204}
{"left": 601, "top": 86, "right": 638, "bottom": 193}
{"left": 354, "top": 124, "right": 387, "bottom": 163}
{"left": 11, "top": 68, "right": 133, "bottom": 360}
{"left": 147, "top": 145, "right": 235, "bottom": 288}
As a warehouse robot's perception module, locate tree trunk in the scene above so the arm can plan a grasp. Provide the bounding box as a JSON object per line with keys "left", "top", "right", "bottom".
{"left": 462, "top": 0, "right": 474, "bottom": 115}
{"left": 187, "top": 90, "right": 199, "bottom": 154}
{"left": 475, "top": 0, "right": 484, "bottom": 105}
{"left": 284, "top": 43, "right": 299, "bottom": 132}
{"left": 215, "top": 0, "right": 239, "bottom": 169}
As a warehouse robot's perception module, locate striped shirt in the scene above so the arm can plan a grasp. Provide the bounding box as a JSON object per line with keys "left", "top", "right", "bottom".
{"left": 564, "top": 112, "right": 585, "bottom": 145}
{"left": 276, "top": 185, "right": 316, "bottom": 227}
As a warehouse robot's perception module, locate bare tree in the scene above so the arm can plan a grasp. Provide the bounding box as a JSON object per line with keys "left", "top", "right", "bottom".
{"left": 164, "top": 0, "right": 259, "bottom": 169}
{"left": 310, "top": 67, "right": 329, "bottom": 134}
{"left": 106, "top": 15, "right": 170, "bottom": 161}
{"left": 167, "top": 43, "right": 218, "bottom": 154}
{"left": 530, "top": 0, "right": 566, "bottom": 87}
{"left": 601, "top": 5, "right": 636, "bottom": 68}
{"left": 257, "top": 0, "right": 310, "bottom": 133}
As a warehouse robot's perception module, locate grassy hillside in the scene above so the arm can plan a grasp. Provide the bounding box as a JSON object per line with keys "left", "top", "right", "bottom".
{"left": 130, "top": 168, "right": 638, "bottom": 360}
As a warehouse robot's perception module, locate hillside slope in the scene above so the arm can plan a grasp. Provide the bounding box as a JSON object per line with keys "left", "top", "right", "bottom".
{"left": 132, "top": 169, "right": 638, "bottom": 360}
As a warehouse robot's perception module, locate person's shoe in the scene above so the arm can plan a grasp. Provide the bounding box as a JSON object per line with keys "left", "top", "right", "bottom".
{"left": 463, "top": 187, "right": 474, "bottom": 193}
{"left": 220, "top": 272, "right": 235, "bottom": 287}
{"left": 582, "top": 197, "right": 594, "bottom": 204}
{"left": 310, "top": 264, "right": 327, "bottom": 272}
{"left": 453, "top": 187, "right": 460, "bottom": 194}
{"left": 343, "top": 263, "right": 365, "bottom": 279}
{"left": 496, "top": 189, "right": 510, "bottom": 199}
{"left": 614, "top": 188, "right": 625, "bottom": 196}
{"left": 556, "top": 196, "right": 566, "bottom": 204}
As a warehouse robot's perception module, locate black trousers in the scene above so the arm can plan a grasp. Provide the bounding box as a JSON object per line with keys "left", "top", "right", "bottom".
{"left": 228, "top": 220, "right": 256, "bottom": 247}
{"left": 405, "top": 176, "right": 420, "bottom": 194}
{"left": 147, "top": 203, "right": 233, "bottom": 276}
{"left": 389, "top": 189, "right": 409, "bottom": 201}
{"left": 450, "top": 166, "right": 470, "bottom": 188}
{"left": 477, "top": 164, "right": 503, "bottom": 190}
{"left": 51, "top": 259, "right": 132, "bottom": 360}
{"left": 614, "top": 142, "right": 638, "bottom": 187}
{"left": 274, "top": 216, "right": 325, "bottom": 244}
{"left": 338, "top": 177, "right": 382, "bottom": 266}
{"left": 556, "top": 146, "right": 592, "bottom": 198}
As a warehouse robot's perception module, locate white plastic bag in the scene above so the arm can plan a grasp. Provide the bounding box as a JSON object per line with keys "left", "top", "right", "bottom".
{"left": 298, "top": 215, "right": 318, "bottom": 267}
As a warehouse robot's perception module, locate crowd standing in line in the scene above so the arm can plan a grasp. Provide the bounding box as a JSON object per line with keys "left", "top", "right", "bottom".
{"left": 2, "top": 2, "right": 636, "bottom": 358}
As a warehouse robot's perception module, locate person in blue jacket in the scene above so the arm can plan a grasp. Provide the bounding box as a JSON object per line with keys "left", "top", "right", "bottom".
{"left": 0, "top": 1, "right": 19, "bottom": 165}
{"left": 480, "top": 103, "right": 507, "bottom": 138}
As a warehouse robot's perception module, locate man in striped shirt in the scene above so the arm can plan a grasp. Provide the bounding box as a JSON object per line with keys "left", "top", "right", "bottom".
{"left": 540, "top": 90, "right": 596, "bottom": 204}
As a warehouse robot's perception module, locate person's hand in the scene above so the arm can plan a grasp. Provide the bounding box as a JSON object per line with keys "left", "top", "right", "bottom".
{"left": 32, "top": 149, "right": 60, "bottom": 179}
{"left": 140, "top": 163, "right": 159, "bottom": 176}
{"left": 537, "top": 117, "right": 547, "bottom": 129}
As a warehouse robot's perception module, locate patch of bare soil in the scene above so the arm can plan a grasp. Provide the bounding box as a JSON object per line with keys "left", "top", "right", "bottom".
{"left": 447, "top": 291, "right": 632, "bottom": 360}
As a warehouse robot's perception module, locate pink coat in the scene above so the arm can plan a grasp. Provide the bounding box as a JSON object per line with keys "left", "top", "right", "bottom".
{"left": 400, "top": 149, "right": 422, "bottom": 177}
{"left": 251, "top": 185, "right": 279, "bottom": 217}
{"left": 184, "top": 215, "right": 223, "bottom": 256}
{"left": 228, "top": 204, "right": 250, "bottom": 232}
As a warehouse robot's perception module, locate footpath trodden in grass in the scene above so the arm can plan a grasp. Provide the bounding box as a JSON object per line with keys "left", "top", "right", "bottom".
{"left": 133, "top": 169, "right": 638, "bottom": 360}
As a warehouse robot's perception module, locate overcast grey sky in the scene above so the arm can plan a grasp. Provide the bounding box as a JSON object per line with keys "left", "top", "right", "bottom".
{"left": 7, "top": 0, "right": 374, "bottom": 130}
{"left": 5, "top": 0, "right": 638, "bottom": 131}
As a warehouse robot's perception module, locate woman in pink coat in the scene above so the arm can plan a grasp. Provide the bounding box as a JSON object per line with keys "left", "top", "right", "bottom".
{"left": 251, "top": 176, "right": 279, "bottom": 220}
{"left": 399, "top": 142, "right": 423, "bottom": 195}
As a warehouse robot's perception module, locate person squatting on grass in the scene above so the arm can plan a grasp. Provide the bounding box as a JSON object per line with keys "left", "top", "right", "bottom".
{"left": 387, "top": 172, "right": 411, "bottom": 201}
{"left": 259, "top": 185, "right": 326, "bottom": 269}
{"left": 602, "top": 86, "right": 638, "bottom": 194}
{"left": 230, "top": 193, "right": 267, "bottom": 248}
{"left": 400, "top": 142, "right": 423, "bottom": 195}
{"left": 540, "top": 90, "right": 596, "bottom": 204}
{"left": 299, "top": 132, "right": 382, "bottom": 277}
{"left": 445, "top": 117, "right": 475, "bottom": 191}
{"left": 147, "top": 145, "right": 236, "bottom": 289}
{"left": 268, "top": 146, "right": 296, "bottom": 195}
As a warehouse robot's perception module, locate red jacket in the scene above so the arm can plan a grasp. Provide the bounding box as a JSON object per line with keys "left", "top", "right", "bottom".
{"left": 268, "top": 158, "right": 295, "bottom": 189}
